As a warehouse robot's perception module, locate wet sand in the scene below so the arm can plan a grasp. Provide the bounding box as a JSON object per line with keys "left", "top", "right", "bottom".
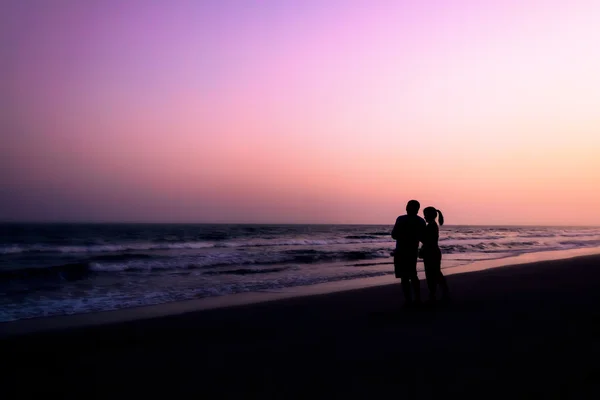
{"left": 2, "top": 254, "right": 600, "bottom": 398}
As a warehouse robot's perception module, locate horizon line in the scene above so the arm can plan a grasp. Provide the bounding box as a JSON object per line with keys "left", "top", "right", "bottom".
{"left": 1, "top": 221, "right": 599, "bottom": 228}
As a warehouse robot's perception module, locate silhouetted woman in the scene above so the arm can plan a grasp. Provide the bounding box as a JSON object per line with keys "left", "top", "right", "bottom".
{"left": 421, "top": 207, "right": 450, "bottom": 302}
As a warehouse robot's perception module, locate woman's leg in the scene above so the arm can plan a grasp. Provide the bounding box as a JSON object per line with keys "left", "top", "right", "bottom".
{"left": 424, "top": 259, "right": 437, "bottom": 300}
{"left": 438, "top": 270, "right": 449, "bottom": 299}
{"left": 433, "top": 248, "right": 449, "bottom": 299}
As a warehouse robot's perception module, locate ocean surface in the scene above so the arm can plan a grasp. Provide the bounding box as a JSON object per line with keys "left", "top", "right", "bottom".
{"left": 2, "top": 223, "right": 600, "bottom": 322}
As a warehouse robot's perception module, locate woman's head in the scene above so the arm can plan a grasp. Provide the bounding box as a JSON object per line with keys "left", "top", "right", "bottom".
{"left": 423, "top": 207, "right": 444, "bottom": 225}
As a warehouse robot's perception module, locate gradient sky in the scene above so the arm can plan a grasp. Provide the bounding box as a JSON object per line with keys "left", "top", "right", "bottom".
{"left": 2, "top": 0, "right": 600, "bottom": 225}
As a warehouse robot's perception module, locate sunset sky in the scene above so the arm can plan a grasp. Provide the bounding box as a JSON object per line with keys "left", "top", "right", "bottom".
{"left": 2, "top": 0, "right": 600, "bottom": 225}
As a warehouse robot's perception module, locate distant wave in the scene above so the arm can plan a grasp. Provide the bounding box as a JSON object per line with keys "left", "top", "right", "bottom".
{"left": 440, "top": 241, "right": 540, "bottom": 253}
{"left": 4, "top": 227, "right": 600, "bottom": 256}
{"left": 516, "top": 233, "right": 557, "bottom": 238}
{"left": 0, "top": 241, "right": 216, "bottom": 254}
{"left": 203, "top": 267, "right": 293, "bottom": 276}
{"left": 89, "top": 248, "right": 392, "bottom": 273}
{"left": 0, "top": 262, "right": 90, "bottom": 281}
{"left": 559, "top": 239, "right": 600, "bottom": 247}
{"left": 0, "top": 253, "right": 161, "bottom": 281}
{"left": 439, "top": 235, "right": 505, "bottom": 241}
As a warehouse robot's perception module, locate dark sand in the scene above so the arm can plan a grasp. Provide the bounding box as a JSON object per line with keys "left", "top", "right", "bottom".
{"left": 2, "top": 255, "right": 600, "bottom": 399}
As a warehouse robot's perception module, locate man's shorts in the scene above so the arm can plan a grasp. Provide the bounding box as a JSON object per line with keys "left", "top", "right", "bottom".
{"left": 394, "top": 250, "right": 418, "bottom": 279}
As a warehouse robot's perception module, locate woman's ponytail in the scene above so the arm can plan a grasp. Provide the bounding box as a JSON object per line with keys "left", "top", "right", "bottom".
{"left": 437, "top": 209, "right": 444, "bottom": 226}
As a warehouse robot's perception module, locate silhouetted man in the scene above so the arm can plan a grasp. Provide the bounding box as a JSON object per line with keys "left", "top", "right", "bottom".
{"left": 391, "top": 200, "right": 426, "bottom": 306}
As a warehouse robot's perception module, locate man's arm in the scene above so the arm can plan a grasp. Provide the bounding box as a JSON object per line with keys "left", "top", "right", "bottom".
{"left": 391, "top": 217, "right": 400, "bottom": 240}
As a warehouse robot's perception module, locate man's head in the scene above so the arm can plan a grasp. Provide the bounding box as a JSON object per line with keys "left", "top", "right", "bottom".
{"left": 406, "top": 200, "right": 420, "bottom": 215}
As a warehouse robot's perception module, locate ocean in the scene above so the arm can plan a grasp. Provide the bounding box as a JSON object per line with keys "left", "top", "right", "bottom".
{"left": 1, "top": 223, "right": 600, "bottom": 322}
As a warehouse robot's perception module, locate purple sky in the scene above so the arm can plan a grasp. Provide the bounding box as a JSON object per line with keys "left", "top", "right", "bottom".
{"left": 3, "top": 0, "right": 600, "bottom": 224}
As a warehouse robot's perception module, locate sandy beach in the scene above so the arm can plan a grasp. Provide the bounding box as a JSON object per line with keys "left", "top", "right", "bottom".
{"left": 2, "top": 254, "right": 600, "bottom": 399}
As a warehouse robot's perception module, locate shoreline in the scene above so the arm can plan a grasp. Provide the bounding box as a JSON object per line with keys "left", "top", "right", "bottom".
{"left": 2, "top": 245, "right": 600, "bottom": 338}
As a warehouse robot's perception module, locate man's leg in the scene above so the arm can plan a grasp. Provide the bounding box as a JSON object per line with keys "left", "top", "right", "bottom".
{"left": 396, "top": 255, "right": 414, "bottom": 305}
{"left": 406, "top": 258, "right": 421, "bottom": 304}
{"left": 411, "top": 273, "right": 421, "bottom": 304}
{"left": 401, "top": 276, "right": 413, "bottom": 304}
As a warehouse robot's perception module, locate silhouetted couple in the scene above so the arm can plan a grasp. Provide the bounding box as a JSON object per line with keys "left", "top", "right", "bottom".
{"left": 391, "top": 200, "right": 449, "bottom": 307}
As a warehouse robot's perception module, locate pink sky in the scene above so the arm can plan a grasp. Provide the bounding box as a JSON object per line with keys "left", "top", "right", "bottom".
{"left": 2, "top": 0, "right": 600, "bottom": 224}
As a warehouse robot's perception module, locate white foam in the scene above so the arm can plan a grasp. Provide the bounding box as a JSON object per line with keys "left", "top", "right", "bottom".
{"left": 0, "top": 245, "right": 23, "bottom": 254}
